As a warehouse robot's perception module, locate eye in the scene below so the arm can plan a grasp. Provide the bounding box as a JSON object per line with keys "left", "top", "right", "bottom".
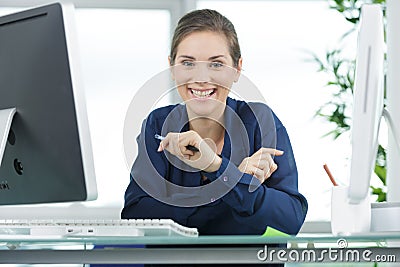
{"left": 182, "top": 61, "right": 195, "bottom": 67}
{"left": 209, "top": 62, "right": 224, "bottom": 69}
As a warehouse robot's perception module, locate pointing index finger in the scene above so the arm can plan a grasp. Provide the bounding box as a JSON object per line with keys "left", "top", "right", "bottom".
{"left": 260, "top": 147, "right": 284, "bottom": 156}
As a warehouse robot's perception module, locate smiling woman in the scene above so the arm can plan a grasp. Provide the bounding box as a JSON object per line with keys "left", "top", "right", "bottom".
{"left": 121, "top": 9, "right": 307, "bottom": 267}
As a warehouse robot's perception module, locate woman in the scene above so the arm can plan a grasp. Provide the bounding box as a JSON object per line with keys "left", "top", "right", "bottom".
{"left": 122, "top": 9, "right": 307, "bottom": 237}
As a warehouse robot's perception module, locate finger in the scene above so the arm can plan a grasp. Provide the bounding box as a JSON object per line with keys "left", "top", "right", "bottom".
{"left": 271, "top": 163, "right": 278, "bottom": 172}
{"left": 264, "top": 168, "right": 271, "bottom": 180}
{"left": 178, "top": 141, "right": 188, "bottom": 154}
{"left": 158, "top": 132, "right": 176, "bottom": 152}
{"left": 181, "top": 130, "right": 201, "bottom": 147}
{"left": 178, "top": 132, "right": 201, "bottom": 154}
{"left": 157, "top": 139, "right": 169, "bottom": 152}
{"left": 253, "top": 158, "right": 269, "bottom": 171}
{"left": 264, "top": 163, "right": 278, "bottom": 180}
{"left": 242, "top": 157, "right": 264, "bottom": 173}
{"left": 253, "top": 148, "right": 264, "bottom": 157}
{"left": 264, "top": 165, "right": 273, "bottom": 179}
{"left": 238, "top": 157, "right": 250, "bottom": 174}
{"left": 259, "top": 148, "right": 284, "bottom": 156}
{"left": 250, "top": 167, "right": 265, "bottom": 183}
{"left": 179, "top": 143, "right": 195, "bottom": 157}
{"left": 177, "top": 135, "right": 197, "bottom": 157}
{"left": 249, "top": 151, "right": 271, "bottom": 166}
{"left": 171, "top": 133, "right": 188, "bottom": 156}
{"left": 166, "top": 135, "right": 181, "bottom": 156}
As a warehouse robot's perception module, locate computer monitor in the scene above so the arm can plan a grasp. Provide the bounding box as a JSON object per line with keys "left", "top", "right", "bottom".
{"left": 0, "top": 3, "right": 97, "bottom": 205}
{"left": 348, "top": 4, "right": 384, "bottom": 204}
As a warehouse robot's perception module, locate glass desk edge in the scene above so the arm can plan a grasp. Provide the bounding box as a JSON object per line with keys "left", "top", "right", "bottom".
{"left": 1, "top": 232, "right": 400, "bottom": 246}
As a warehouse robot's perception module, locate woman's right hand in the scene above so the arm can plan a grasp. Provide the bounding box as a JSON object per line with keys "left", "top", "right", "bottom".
{"left": 157, "top": 130, "right": 222, "bottom": 173}
{"left": 238, "top": 147, "right": 284, "bottom": 184}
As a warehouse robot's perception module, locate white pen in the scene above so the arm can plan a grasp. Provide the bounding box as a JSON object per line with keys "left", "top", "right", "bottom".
{"left": 154, "top": 134, "right": 199, "bottom": 152}
{"left": 154, "top": 134, "right": 165, "bottom": 141}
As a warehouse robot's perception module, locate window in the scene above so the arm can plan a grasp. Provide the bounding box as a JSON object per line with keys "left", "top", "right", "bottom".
{"left": 75, "top": 8, "right": 170, "bottom": 207}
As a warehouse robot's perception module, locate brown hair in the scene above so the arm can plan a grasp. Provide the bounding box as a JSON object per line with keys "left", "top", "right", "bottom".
{"left": 169, "top": 9, "right": 241, "bottom": 67}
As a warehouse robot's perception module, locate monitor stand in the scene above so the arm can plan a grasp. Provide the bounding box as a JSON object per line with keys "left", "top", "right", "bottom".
{"left": 0, "top": 108, "right": 16, "bottom": 167}
{"left": 370, "top": 109, "right": 400, "bottom": 233}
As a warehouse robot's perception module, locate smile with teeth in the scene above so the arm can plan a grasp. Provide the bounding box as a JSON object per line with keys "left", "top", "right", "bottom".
{"left": 191, "top": 89, "right": 215, "bottom": 98}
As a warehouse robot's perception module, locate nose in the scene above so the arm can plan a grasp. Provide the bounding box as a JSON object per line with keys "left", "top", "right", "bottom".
{"left": 192, "top": 62, "right": 211, "bottom": 83}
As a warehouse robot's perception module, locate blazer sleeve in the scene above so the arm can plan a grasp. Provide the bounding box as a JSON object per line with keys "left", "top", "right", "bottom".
{"left": 121, "top": 117, "right": 189, "bottom": 225}
{"left": 203, "top": 109, "right": 308, "bottom": 235}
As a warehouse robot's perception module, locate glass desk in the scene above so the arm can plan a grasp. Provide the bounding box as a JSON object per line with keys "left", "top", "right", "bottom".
{"left": 0, "top": 233, "right": 399, "bottom": 265}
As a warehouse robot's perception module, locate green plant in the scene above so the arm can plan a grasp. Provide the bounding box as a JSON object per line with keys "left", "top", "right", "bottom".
{"left": 313, "top": 0, "right": 387, "bottom": 201}
{"left": 312, "top": 48, "right": 354, "bottom": 139}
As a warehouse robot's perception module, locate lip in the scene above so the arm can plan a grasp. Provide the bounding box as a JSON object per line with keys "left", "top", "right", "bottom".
{"left": 188, "top": 87, "right": 217, "bottom": 101}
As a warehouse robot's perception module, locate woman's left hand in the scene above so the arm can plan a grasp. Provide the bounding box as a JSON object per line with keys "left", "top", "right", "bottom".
{"left": 238, "top": 147, "right": 283, "bottom": 184}
{"left": 157, "top": 130, "right": 222, "bottom": 172}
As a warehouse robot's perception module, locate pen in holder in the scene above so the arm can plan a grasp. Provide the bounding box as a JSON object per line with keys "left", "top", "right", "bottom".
{"left": 323, "top": 164, "right": 371, "bottom": 235}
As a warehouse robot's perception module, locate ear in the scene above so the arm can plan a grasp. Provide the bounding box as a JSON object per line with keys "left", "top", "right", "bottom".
{"left": 234, "top": 57, "right": 243, "bottom": 83}
{"left": 168, "top": 56, "right": 175, "bottom": 81}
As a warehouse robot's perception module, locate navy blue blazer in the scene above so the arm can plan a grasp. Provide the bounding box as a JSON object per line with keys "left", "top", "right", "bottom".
{"left": 122, "top": 97, "right": 307, "bottom": 235}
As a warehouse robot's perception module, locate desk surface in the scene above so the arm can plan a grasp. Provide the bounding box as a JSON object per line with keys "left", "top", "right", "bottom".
{"left": 1, "top": 233, "right": 399, "bottom": 265}
{"left": 1, "top": 232, "right": 400, "bottom": 245}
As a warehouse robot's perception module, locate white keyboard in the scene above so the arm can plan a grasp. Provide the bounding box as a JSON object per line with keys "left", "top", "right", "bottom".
{"left": 0, "top": 219, "right": 198, "bottom": 238}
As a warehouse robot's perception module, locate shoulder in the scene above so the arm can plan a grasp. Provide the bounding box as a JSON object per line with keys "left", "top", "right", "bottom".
{"left": 227, "top": 97, "right": 283, "bottom": 129}
{"left": 146, "top": 104, "right": 184, "bottom": 128}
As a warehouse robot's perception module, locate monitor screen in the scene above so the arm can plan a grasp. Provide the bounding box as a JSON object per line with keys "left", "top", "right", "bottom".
{"left": 0, "top": 3, "right": 97, "bottom": 204}
{"left": 348, "top": 4, "right": 384, "bottom": 204}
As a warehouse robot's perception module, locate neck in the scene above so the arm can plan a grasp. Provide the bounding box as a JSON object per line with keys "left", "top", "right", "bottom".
{"left": 187, "top": 113, "right": 225, "bottom": 154}
{"left": 189, "top": 118, "right": 224, "bottom": 140}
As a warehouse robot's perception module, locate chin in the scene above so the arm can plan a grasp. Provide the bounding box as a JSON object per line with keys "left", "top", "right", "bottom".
{"left": 186, "top": 99, "right": 226, "bottom": 120}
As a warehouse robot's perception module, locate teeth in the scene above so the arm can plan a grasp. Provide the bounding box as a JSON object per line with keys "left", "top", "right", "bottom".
{"left": 191, "top": 89, "right": 214, "bottom": 98}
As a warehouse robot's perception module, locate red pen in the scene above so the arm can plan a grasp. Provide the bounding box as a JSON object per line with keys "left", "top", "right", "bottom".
{"left": 323, "top": 163, "right": 338, "bottom": 186}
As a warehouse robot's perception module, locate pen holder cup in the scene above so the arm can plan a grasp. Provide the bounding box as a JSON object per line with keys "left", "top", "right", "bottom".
{"left": 331, "top": 186, "right": 371, "bottom": 235}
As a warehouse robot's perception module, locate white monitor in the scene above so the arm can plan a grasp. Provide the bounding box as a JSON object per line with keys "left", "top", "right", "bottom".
{"left": 0, "top": 3, "right": 97, "bottom": 204}
{"left": 348, "top": 4, "right": 384, "bottom": 204}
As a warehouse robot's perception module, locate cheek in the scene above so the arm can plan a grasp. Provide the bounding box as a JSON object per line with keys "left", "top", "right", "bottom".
{"left": 177, "top": 85, "right": 189, "bottom": 98}
{"left": 217, "top": 87, "right": 230, "bottom": 98}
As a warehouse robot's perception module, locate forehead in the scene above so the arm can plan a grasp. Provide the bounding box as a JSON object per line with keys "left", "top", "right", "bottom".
{"left": 176, "top": 31, "right": 230, "bottom": 59}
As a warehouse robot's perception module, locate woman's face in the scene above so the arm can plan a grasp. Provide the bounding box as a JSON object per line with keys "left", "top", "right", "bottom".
{"left": 171, "top": 31, "right": 242, "bottom": 119}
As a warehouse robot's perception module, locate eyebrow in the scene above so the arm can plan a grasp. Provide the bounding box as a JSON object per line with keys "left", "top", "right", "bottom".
{"left": 208, "top": 55, "right": 226, "bottom": 60}
{"left": 177, "top": 55, "right": 227, "bottom": 60}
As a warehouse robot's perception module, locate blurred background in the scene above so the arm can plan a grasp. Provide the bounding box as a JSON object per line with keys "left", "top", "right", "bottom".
{"left": 0, "top": 0, "right": 380, "bottom": 226}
